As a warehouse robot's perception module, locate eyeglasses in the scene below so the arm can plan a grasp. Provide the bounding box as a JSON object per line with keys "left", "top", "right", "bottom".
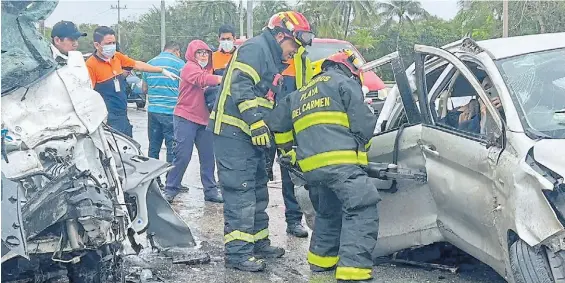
{"left": 196, "top": 50, "right": 209, "bottom": 56}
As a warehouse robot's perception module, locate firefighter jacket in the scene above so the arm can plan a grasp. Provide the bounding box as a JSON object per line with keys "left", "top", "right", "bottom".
{"left": 208, "top": 30, "right": 288, "bottom": 142}
{"left": 266, "top": 68, "right": 377, "bottom": 184}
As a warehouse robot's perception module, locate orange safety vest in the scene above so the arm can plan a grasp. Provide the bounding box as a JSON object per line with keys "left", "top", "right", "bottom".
{"left": 212, "top": 50, "right": 235, "bottom": 73}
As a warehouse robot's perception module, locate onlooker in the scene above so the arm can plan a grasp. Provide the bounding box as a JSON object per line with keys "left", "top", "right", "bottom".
{"left": 142, "top": 41, "right": 184, "bottom": 167}
{"left": 86, "top": 26, "right": 179, "bottom": 137}
{"left": 212, "top": 24, "right": 237, "bottom": 76}
{"left": 162, "top": 40, "right": 223, "bottom": 203}
{"left": 50, "top": 20, "right": 87, "bottom": 65}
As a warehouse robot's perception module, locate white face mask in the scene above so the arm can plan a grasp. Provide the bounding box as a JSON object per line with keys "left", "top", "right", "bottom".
{"left": 198, "top": 60, "right": 208, "bottom": 68}
{"left": 219, "top": 40, "right": 234, "bottom": 52}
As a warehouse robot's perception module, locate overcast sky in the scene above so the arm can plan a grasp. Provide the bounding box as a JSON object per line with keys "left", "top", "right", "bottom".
{"left": 46, "top": 0, "right": 460, "bottom": 28}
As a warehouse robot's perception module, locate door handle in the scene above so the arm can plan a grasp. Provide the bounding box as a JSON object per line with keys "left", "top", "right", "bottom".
{"left": 421, "top": 144, "right": 439, "bottom": 157}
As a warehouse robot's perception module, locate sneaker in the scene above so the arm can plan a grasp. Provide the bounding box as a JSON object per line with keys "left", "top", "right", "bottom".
{"left": 253, "top": 244, "right": 285, "bottom": 259}
{"left": 286, "top": 223, "right": 308, "bottom": 238}
{"left": 225, "top": 257, "right": 266, "bottom": 272}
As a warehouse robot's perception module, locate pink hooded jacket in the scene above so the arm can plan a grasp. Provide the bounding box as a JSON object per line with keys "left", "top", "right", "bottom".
{"left": 174, "top": 40, "right": 221, "bottom": 125}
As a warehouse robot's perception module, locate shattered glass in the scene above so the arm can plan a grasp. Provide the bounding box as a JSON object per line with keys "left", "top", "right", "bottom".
{"left": 1, "top": 1, "right": 58, "bottom": 95}
{"left": 497, "top": 48, "right": 565, "bottom": 138}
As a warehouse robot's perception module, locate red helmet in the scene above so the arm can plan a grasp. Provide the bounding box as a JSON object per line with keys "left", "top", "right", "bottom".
{"left": 267, "top": 11, "right": 314, "bottom": 46}
{"left": 323, "top": 49, "right": 364, "bottom": 78}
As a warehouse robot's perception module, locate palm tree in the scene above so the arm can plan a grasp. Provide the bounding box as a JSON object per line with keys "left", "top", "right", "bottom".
{"left": 297, "top": 0, "right": 377, "bottom": 40}
{"left": 376, "top": 0, "right": 429, "bottom": 28}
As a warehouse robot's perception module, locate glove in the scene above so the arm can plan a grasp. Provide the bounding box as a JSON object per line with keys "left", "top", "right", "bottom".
{"left": 162, "top": 68, "right": 180, "bottom": 80}
{"left": 280, "top": 149, "right": 297, "bottom": 166}
{"left": 250, "top": 120, "right": 271, "bottom": 147}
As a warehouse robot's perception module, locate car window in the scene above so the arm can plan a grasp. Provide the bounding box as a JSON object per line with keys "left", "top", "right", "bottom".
{"left": 430, "top": 62, "right": 503, "bottom": 140}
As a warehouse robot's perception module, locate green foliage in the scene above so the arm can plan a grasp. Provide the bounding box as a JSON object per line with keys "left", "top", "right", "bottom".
{"left": 57, "top": 0, "right": 565, "bottom": 78}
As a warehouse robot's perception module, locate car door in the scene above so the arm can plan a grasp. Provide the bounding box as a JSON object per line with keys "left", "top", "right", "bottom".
{"left": 361, "top": 53, "right": 444, "bottom": 257}
{"left": 411, "top": 45, "right": 505, "bottom": 269}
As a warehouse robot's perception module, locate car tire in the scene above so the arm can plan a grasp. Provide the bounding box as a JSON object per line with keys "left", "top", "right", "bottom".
{"left": 509, "top": 239, "right": 555, "bottom": 283}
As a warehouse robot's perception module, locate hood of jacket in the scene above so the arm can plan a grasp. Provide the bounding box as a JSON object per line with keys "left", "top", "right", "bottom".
{"left": 185, "top": 40, "right": 212, "bottom": 70}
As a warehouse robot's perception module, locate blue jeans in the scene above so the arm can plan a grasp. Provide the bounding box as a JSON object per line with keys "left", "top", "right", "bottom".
{"left": 164, "top": 115, "right": 217, "bottom": 196}
{"left": 147, "top": 112, "right": 175, "bottom": 163}
{"left": 107, "top": 112, "right": 133, "bottom": 137}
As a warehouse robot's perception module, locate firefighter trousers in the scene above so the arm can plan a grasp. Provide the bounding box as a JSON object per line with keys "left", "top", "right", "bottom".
{"left": 214, "top": 135, "right": 271, "bottom": 263}
{"left": 307, "top": 169, "right": 380, "bottom": 281}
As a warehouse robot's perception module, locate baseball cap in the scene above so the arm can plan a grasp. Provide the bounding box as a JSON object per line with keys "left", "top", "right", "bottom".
{"left": 51, "top": 21, "right": 87, "bottom": 40}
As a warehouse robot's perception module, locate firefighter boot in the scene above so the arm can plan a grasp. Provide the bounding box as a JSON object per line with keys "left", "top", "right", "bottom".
{"left": 253, "top": 240, "right": 285, "bottom": 259}
{"left": 225, "top": 257, "right": 266, "bottom": 272}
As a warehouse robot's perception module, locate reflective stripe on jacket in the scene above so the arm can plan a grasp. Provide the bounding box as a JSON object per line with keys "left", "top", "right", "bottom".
{"left": 266, "top": 68, "right": 377, "bottom": 184}
{"left": 208, "top": 30, "right": 287, "bottom": 142}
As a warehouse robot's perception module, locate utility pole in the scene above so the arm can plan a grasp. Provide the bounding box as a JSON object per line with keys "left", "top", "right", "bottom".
{"left": 160, "top": 0, "right": 166, "bottom": 50}
{"left": 110, "top": 0, "right": 127, "bottom": 46}
{"left": 503, "top": 0, "right": 509, "bottom": 37}
{"left": 239, "top": 0, "right": 244, "bottom": 39}
{"left": 246, "top": 0, "right": 253, "bottom": 38}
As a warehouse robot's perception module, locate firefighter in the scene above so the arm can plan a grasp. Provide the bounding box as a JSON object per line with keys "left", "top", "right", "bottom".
{"left": 208, "top": 11, "right": 314, "bottom": 272}
{"left": 265, "top": 45, "right": 314, "bottom": 238}
{"left": 266, "top": 50, "right": 379, "bottom": 282}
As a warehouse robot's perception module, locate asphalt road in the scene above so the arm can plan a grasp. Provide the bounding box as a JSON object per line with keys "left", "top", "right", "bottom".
{"left": 127, "top": 106, "right": 506, "bottom": 283}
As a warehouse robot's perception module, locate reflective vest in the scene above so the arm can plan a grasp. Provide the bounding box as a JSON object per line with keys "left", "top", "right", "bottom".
{"left": 281, "top": 46, "right": 315, "bottom": 90}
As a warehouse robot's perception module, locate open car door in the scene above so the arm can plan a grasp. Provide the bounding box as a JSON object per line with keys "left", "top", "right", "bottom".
{"left": 361, "top": 53, "right": 443, "bottom": 257}
{"left": 410, "top": 44, "right": 505, "bottom": 270}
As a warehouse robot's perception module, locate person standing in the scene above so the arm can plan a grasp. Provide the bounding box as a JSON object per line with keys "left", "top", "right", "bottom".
{"left": 50, "top": 20, "right": 87, "bottom": 65}
{"left": 142, "top": 41, "right": 184, "bottom": 166}
{"left": 265, "top": 45, "right": 313, "bottom": 238}
{"left": 208, "top": 11, "right": 314, "bottom": 272}
{"left": 162, "top": 40, "right": 223, "bottom": 203}
{"left": 212, "top": 24, "right": 237, "bottom": 76}
{"left": 86, "top": 26, "right": 179, "bottom": 137}
{"left": 267, "top": 50, "right": 379, "bottom": 282}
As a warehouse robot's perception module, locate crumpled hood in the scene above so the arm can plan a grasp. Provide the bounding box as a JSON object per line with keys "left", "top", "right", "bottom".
{"left": 185, "top": 40, "right": 212, "bottom": 70}
{"left": 533, "top": 139, "right": 565, "bottom": 178}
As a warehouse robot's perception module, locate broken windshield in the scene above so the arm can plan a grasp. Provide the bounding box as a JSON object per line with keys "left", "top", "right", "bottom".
{"left": 496, "top": 48, "right": 565, "bottom": 139}
{"left": 1, "top": 1, "right": 58, "bottom": 95}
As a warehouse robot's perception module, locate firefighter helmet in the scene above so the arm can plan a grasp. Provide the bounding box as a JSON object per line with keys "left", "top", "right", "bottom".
{"left": 322, "top": 49, "right": 364, "bottom": 78}
{"left": 267, "top": 11, "right": 314, "bottom": 46}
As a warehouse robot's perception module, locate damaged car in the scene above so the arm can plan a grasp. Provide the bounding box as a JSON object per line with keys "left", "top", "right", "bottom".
{"left": 1, "top": 1, "right": 203, "bottom": 282}
{"left": 294, "top": 32, "right": 565, "bottom": 282}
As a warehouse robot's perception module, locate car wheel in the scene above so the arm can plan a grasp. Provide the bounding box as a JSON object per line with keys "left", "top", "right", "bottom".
{"left": 509, "top": 239, "right": 555, "bottom": 283}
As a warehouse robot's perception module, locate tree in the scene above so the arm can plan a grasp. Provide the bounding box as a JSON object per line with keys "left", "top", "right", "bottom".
{"left": 252, "top": 1, "right": 290, "bottom": 35}
{"left": 376, "top": 0, "right": 429, "bottom": 28}
{"left": 297, "top": 0, "right": 377, "bottom": 39}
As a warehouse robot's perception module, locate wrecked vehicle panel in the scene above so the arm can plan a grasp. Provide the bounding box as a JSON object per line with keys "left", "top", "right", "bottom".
{"left": 1, "top": 1, "right": 205, "bottom": 281}
{"left": 296, "top": 33, "right": 565, "bottom": 283}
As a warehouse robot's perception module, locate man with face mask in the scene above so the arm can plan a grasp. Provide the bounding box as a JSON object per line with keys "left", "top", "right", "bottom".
{"left": 162, "top": 40, "right": 223, "bottom": 204}
{"left": 86, "top": 26, "right": 179, "bottom": 137}
{"left": 212, "top": 24, "right": 237, "bottom": 76}
{"left": 208, "top": 11, "right": 314, "bottom": 272}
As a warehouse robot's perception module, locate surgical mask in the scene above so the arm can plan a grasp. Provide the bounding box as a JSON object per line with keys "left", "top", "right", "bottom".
{"left": 219, "top": 40, "right": 234, "bottom": 52}
{"left": 198, "top": 60, "right": 208, "bottom": 68}
{"left": 101, "top": 44, "right": 116, "bottom": 58}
